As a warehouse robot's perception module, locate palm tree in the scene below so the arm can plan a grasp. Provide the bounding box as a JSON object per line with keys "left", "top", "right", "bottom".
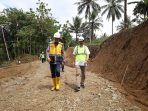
{"left": 75, "top": 0, "right": 101, "bottom": 42}
{"left": 89, "top": 11, "right": 103, "bottom": 39}
{"left": 68, "top": 16, "right": 86, "bottom": 41}
{"left": 101, "top": 0, "right": 124, "bottom": 34}
{"left": 128, "top": 0, "right": 148, "bottom": 20}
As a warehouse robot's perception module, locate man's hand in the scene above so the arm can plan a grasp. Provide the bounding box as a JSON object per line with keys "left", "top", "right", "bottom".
{"left": 85, "top": 60, "right": 89, "bottom": 65}
{"left": 63, "top": 59, "right": 66, "bottom": 63}
{"left": 47, "top": 58, "right": 51, "bottom": 63}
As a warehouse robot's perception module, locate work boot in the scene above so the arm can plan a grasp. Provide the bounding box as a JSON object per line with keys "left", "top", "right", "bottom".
{"left": 75, "top": 87, "right": 80, "bottom": 92}
{"left": 80, "top": 84, "right": 85, "bottom": 88}
{"left": 56, "top": 77, "right": 60, "bottom": 91}
{"left": 51, "top": 78, "right": 56, "bottom": 91}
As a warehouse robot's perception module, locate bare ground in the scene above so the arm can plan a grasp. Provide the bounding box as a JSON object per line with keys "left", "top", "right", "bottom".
{"left": 0, "top": 61, "right": 142, "bottom": 111}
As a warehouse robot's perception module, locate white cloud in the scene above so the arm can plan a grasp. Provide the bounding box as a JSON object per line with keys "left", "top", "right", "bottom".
{"left": 0, "top": 3, "right": 5, "bottom": 11}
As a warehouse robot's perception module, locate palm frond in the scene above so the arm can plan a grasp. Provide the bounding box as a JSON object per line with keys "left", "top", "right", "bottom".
{"left": 128, "top": 1, "right": 139, "bottom": 4}
{"left": 101, "top": 7, "right": 110, "bottom": 16}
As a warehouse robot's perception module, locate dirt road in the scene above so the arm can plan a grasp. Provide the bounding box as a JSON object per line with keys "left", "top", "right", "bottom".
{"left": 0, "top": 61, "right": 142, "bottom": 111}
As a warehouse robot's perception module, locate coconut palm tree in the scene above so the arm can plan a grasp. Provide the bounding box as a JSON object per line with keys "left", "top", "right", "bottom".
{"left": 68, "top": 16, "right": 86, "bottom": 41}
{"left": 89, "top": 11, "right": 103, "bottom": 39}
{"left": 75, "top": 0, "right": 101, "bottom": 42}
{"left": 101, "top": 0, "right": 124, "bottom": 34}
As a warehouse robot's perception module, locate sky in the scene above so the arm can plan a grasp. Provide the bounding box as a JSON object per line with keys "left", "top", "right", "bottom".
{"left": 0, "top": 0, "right": 140, "bottom": 37}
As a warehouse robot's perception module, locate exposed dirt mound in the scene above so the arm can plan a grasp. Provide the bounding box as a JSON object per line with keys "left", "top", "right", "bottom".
{"left": 65, "top": 47, "right": 75, "bottom": 67}
{"left": 88, "top": 45, "right": 100, "bottom": 61}
{"left": 18, "top": 54, "right": 39, "bottom": 63}
{"left": 88, "top": 20, "right": 148, "bottom": 109}
{"left": 0, "top": 61, "right": 39, "bottom": 79}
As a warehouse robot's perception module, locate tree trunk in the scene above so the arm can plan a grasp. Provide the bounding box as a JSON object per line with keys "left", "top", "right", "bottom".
{"left": 76, "top": 32, "right": 78, "bottom": 41}
{"left": 30, "top": 35, "right": 32, "bottom": 55}
{"left": 17, "top": 37, "right": 20, "bottom": 58}
{"left": 124, "top": 0, "right": 127, "bottom": 28}
{"left": 89, "top": 12, "right": 91, "bottom": 44}
{"left": 91, "top": 22, "right": 94, "bottom": 40}
{"left": 112, "top": 17, "right": 114, "bottom": 35}
{"left": 34, "top": 41, "right": 36, "bottom": 55}
{"left": 1, "top": 27, "right": 10, "bottom": 61}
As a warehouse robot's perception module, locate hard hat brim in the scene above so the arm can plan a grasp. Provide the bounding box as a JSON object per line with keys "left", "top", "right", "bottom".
{"left": 79, "top": 39, "right": 84, "bottom": 41}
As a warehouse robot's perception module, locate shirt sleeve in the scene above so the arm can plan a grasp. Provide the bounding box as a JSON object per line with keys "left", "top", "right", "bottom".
{"left": 73, "top": 47, "right": 77, "bottom": 55}
{"left": 62, "top": 45, "right": 65, "bottom": 59}
{"left": 85, "top": 46, "right": 90, "bottom": 55}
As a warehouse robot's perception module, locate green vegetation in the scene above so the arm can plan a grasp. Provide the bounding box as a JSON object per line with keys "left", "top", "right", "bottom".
{"left": 85, "top": 33, "right": 108, "bottom": 45}
{"left": 0, "top": 0, "right": 59, "bottom": 64}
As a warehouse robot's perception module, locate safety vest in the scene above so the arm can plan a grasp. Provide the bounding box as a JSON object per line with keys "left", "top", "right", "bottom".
{"left": 49, "top": 42, "right": 63, "bottom": 56}
{"left": 75, "top": 45, "right": 87, "bottom": 62}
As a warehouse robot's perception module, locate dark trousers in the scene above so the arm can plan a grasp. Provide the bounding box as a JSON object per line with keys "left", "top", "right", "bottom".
{"left": 61, "top": 63, "right": 64, "bottom": 71}
{"left": 41, "top": 58, "right": 44, "bottom": 63}
{"left": 50, "top": 64, "right": 61, "bottom": 78}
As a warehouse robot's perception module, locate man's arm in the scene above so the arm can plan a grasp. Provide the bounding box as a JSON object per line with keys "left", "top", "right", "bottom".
{"left": 85, "top": 46, "right": 90, "bottom": 63}
{"left": 62, "top": 45, "right": 65, "bottom": 58}
{"left": 61, "top": 45, "right": 65, "bottom": 62}
{"left": 46, "top": 46, "right": 51, "bottom": 62}
{"left": 72, "top": 47, "right": 77, "bottom": 65}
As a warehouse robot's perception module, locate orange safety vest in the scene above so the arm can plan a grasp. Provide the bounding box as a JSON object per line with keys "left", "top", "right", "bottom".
{"left": 49, "top": 42, "right": 63, "bottom": 55}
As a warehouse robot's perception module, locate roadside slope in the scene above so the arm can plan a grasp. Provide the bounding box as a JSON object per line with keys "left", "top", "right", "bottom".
{"left": 88, "top": 20, "right": 148, "bottom": 108}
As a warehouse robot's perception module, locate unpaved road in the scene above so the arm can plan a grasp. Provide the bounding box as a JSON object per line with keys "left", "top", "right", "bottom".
{"left": 0, "top": 61, "right": 142, "bottom": 111}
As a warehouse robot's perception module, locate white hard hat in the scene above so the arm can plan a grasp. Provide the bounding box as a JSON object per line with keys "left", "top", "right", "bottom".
{"left": 78, "top": 36, "right": 84, "bottom": 41}
{"left": 54, "top": 32, "right": 61, "bottom": 38}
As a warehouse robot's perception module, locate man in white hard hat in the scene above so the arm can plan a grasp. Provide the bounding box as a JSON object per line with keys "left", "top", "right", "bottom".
{"left": 73, "top": 36, "right": 90, "bottom": 92}
{"left": 46, "top": 32, "right": 64, "bottom": 91}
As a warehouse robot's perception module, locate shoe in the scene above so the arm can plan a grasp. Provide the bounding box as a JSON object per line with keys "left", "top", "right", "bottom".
{"left": 75, "top": 87, "right": 80, "bottom": 92}
{"left": 81, "top": 84, "right": 85, "bottom": 88}
{"left": 56, "top": 77, "right": 60, "bottom": 91}
{"left": 51, "top": 78, "right": 56, "bottom": 91}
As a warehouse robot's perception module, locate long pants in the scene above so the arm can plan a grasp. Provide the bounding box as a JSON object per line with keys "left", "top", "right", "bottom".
{"left": 61, "top": 63, "right": 64, "bottom": 71}
{"left": 50, "top": 64, "right": 61, "bottom": 78}
{"left": 76, "top": 66, "right": 86, "bottom": 87}
{"left": 41, "top": 58, "right": 44, "bottom": 63}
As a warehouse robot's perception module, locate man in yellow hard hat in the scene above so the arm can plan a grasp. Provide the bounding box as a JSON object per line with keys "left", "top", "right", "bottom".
{"left": 73, "top": 36, "right": 90, "bottom": 92}
{"left": 46, "top": 32, "right": 64, "bottom": 91}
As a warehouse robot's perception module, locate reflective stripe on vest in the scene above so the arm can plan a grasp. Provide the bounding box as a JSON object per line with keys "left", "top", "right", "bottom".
{"left": 49, "top": 42, "right": 63, "bottom": 55}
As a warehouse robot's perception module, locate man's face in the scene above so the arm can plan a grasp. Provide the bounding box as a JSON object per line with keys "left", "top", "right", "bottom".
{"left": 79, "top": 40, "right": 84, "bottom": 45}
{"left": 54, "top": 38, "right": 60, "bottom": 43}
